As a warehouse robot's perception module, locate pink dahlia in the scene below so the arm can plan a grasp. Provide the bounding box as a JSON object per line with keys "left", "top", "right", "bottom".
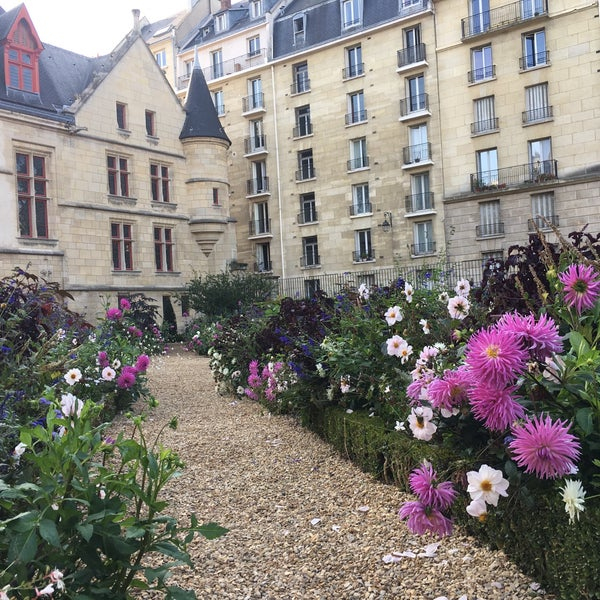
{"left": 509, "top": 414, "right": 581, "bottom": 479}
{"left": 134, "top": 354, "right": 150, "bottom": 372}
{"left": 106, "top": 307, "right": 123, "bottom": 321}
{"left": 398, "top": 501, "right": 453, "bottom": 537}
{"left": 465, "top": 327, "right": 527, "bottom": 387}
{"left": 428, "top": 366, "right": 472, "bottom": 415}
{"left": 408, "top": 462, "right": 457, "bottom": 511}
{"left": 97, "top": 351, "right": 110, "bottom": 368}
{"left": 495, "top": 312, "right": 563, "bottom": 361}
{"left": 120, "top": 298, "right": 131, "bottom": 310}
{"left": 116, "top": 367, "right": 137, "bottom": 389}
{"left": 558, "top": 264, "right": 600, "bottom": 313}
{"left": 468, "top": 382, "right": 525, "bottom": 431}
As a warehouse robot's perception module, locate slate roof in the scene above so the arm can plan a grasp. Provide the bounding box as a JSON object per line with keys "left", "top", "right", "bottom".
{"left": 273, "top": 0, "right": 401, "bottom": 59}
{"left": 179, "top": 61, "right": 231, "bottom": 144}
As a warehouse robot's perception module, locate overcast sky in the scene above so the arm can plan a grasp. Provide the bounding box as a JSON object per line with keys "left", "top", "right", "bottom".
{"left": 2, "top": 0, "right": 190, "bottom": 56}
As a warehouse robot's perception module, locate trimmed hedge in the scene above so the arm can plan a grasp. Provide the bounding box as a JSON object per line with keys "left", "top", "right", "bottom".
{"left": 302, "top": 403, "right": 600, "bottom": 600}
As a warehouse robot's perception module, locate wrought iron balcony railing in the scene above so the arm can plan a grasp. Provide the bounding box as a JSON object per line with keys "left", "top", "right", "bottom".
{"left": 249, "top": 219, "right": 271, "bottom": 236}
{"left": 519, "top": 50, "right": 550, "bottom": 70}
{"left": 400, "top": 93, "right": 429, "bottom": 117}
{"left": 342, "top": 63, "right": 364, "bottom": 79}
{"left": 470, "top": 160, "right": 558, "bottom": 192}
{"left": 468, "top": 64, "right": 496, "bottom": 83}
{"left": 471, "top": 117, "right": 499, "bottom": 135}
{"left": 244, "top": 135, "right": 267, "bottom": 154}
{"left": 347, "top": 156, "right": 370, "bottom": 171}
{"left": 300, "top": 254, "right": 320, "bottom": 268}
{"left": 349, "top": 202, "right": 373, "bottom": 216}
{"left": 405, "top": 192, "right": 434, "bottom": 213}
{"left": 353, "top": 249, "right": 376, "bottom": 262}
{"left": 293, "top": 122, "right": 313, "bottom": 137}
{"left": 461, "top": 0, "right": 548, "bottom": 39}
{"left": 242, "top": 93, "right": 265, "bottom": 113}
{"left": 201, "top": 49, "right": 267, "bottom": 82}
{"left": 254, "top": 260, "right": 272, "bottom": 273}
{"left": 522, "top": 106, "right": 553, "bottom": 124}
{"left": 295, "top": 166, "right": 316, "bottom": 181}
{"left": 297, "top": 209, "right": 318, "bottom": 224}
{"left": 397, "top": 43, "right": 427, "bottom": 68}
{"left": 403, "top": 142, "right": 432, "bottom": 165}
{"left": 345, "top": 110, "right": 368, "bottom": 125}
{"left": 291, "top": 77, "right": 311, "bottom": 95}
{"left": 246, "top": 177, "right": 270, "bottom": 195}
{"left": 411, "top": 241, "right": 436, "bottom": 256}
{"left": 476, "top": 222, "right": 505, "bottom": 237}
{"left": 528, "top": 214, "right": 559, "bottom": 231}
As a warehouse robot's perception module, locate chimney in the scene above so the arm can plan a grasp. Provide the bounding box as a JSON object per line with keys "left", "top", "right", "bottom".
{"left": 132, "top": 9, "right": 141, "bottom": 33}
{"left": 220, "top": 0, "right": 231, "bottom": 10}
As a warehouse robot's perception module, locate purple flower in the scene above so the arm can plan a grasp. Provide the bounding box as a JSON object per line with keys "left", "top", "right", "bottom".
{"left": 134, "top": 354, "right": 150, "bottom": 372}
{"left": 409, "top": 462, "right": 457, "bottom": 511}
{"left": 117, "top": 366, "right": 137, "bottom": 389}
{"left": 465, "top": 327, "right": 528, "bottom": 387}
{"left": 558, "top": 264, "right": 600, "bottom": 313}
{"left": 428, "top": 366, "right": 472, "bottom": 415}
{"left": 120, "top": 298, "right": 131, "bottom": 310}
{"left": 468, "top": 382, "right": 525, "bottom": 431}
{"left": 97, "top": 351, "right": 110, "bottom": 368}
{"left": 398, "top": 501, "right": 453, "bottom": 537}
{"left": 495, "top": 312, "right": 563, "bottom": 361}
{"left": 509, "top": 414, "right": 581, "bottom": 479}
{"left": 106, "top": 307, "right": 123, "bottom": 321}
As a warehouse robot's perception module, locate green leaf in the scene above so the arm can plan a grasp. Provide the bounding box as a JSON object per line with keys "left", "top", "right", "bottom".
{"left": 568, "top": 330, "right": 591, "bottom": 356}
{"left": 9, "top": 530, "right": 39, "bottom": 563}
{"left": 39, "top": 518, "right": 60, "bottom": 546}
{"left": 196, "top": 522, "right": 229, "bottom": 540}
{"left": 76, "top": 523, "right": 94, "bottom": 541}
{"left": 576, "top": 407, "right": 594, "bottom": 435}
{"left": 166, "top": 586, "right": 197, "bottom": 600}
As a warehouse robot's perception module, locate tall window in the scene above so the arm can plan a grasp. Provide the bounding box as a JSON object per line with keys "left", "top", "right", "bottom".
{"left": 111, "top": 222, "right": 133, "bottom": 271}
{"left": 251, "top": 160, "right": 267, "bottom": 194}
{"left": 213, "top": 188, "right": 220, "bottom": 205}
{"left": 530, "top": 192, "right": 556, "bottom": 228}
{"left": 347, "top": 90, "right": 366, "bottom": 124}
{"left": 404, "top": 25, "right": 422, "bottom": 63}
{"left": 408, "top": 124, "right": 429, "bottom": 162}
{"left": 211, "top": 49, "right": 223, "bottom": 79}
{"left": 6, "top": 20, "right": 40, "bottom": 93}
{"left": 297, "top": 149, "right": 314, "bottom": 180}
{"left": 295, "top": 105, "right": 312, "bottom": 137}
{"left": 473, "top": 96, "right": 497, "bottom": 134}
{"left": 413, "top": 220, "right": 434, "bottom": 255}
{"left": 248, "top": 119, "right": 264, "bottom": 152}
{"left": 252, "top": 202, "right": 270, "bottom": 235}
{"left": 293, "top": 13, "right": 306, "bottom": 44}
{"left": 524, "top": 83, "right": 551, "bottom": 123}
{"left": 292, "top": 62, "right": 309, "bottom": 94}
{"left": 299, "top": 192, "right": 317, "bottom": 224}
{"left": 154, "top": 226, "right": 174, "bottom": 272}
{"left": 342, "top": 0, "right": 361, "bottom": 29}
{"left": 249, "top": 0, "right": 263, "bottom": 18}
{"left": 409, "top": 172, "right": 431, "bottom": 212}
{"left": 529, "top": 137, "right": 553, "bottom": 176}
{"left": 521, "top": 0, "right": 545, "bottom": 19}
{"left": 407, "top": 74, "right": 426, "bottom": 112}
{"left": 302, "top": 236, "right": 319, "bottom": 267}
{"left": 256, "top": 242, "right": 271, "bottom": 272}
{"left": 116, "top": 102, "right": 127, "bottom": 129}
{"left": 470, "top": 45, "right": 493, "bottom": 82}
{"left": 150, "top": 163, "right": 170, "bottom": 202}
{"left": 248, "top": 36, "right": 261, "bottom": 57}
{"left": 522, "top": 30, "right": 547, "bottom": 69}
{"left": 213, "top": 90, "right": 225, "bottom": 115}
{"left": 154, "top": 50, "right": 166, "bottom": 68}
{"left": 345, "top": 45, "right": 363, "bottom": 78}
{"left": 247, "top": 78, "right": 263, "bottom": 110}
{"left": 470, "top": 0, "right": 490, "bottom": 34}
{"left": 145, "top": 110, "right": 156, "bottom": 136}
{"left": 479, "top": 200, "right": 502, "bottom": 237}
{"left": 349, "top": 138, "right": 368, "bottom": 170}
{"left": 355, "top": 229, "right": 373, "bottom": 261}
{"left": 352, "top": 183, "right": 370, "bottom": 215}
{"left": 214, "top": 13, "right": 227, "bottom": 33}
{"left": 476, "top": 148, "right": 498, "bottom": 186}
{"left": 16, "top": 152, "right": 48, "bottom": 238}
{"left": 107, "top": 155, "right": 130, "bottom": 197}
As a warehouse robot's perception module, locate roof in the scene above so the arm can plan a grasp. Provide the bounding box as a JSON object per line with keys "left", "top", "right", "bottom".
{"left": 179, "top": 61, "right": 231, "bottom": 144}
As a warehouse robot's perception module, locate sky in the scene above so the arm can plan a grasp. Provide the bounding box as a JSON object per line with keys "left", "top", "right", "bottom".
{"left": 1, "top": 0, "right": 191, "bottom": 56}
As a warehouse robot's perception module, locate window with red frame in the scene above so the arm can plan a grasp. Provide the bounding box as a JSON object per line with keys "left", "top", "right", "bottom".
{"left": 154, "top": 226, "right": 174, "bottom": 272}
{"left": 116, "top": 102, "right": 127, "bottom": 129}
{"left": 107, "top": 155, "right": 130, "bottom": 197}
{"left": 16, "top": 152, "right": 48, "bottom": 238}
{"left": 150, "top": 163, "right": 170, "bottom": 202}
{"left": 213, "top": 187, "right": 220, "bottom": 205}
{"left": 6, "top": 20, "right": 40, "bottom": 93}
{"left": 145, "top": 110, "right": 156, "bottom": 136}
{"left": 111, "top": 222, "right": 134, "bottom": 271}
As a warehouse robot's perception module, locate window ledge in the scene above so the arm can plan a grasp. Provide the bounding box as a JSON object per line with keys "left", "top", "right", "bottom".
{"left": 301, "top": 264, "right": 321, "bottom": 270}
{"left": 411, "top": 251, "right": 437, "bottom": 259}
{"left": 475, "top": 234, "right": 505, "bottom": 241}
{"left": 402, "top": 159, "right": 434, "bottom": 170}
{"left": 151, "top": 201, "right": 177, "bottom": 209}
{"left": 108, "top": 195, "right": 137, "bottom": 205}
{"left": 117, "top": 128, "right": 132, "bottom": 138}
{"left": 146, "top": 135, "right": 160, "bottom": 145}
{"left": 298, "top": 221, "right": 319, "bottom": 226}
{"left": 522, "top": 117, "right": 554, "bottom": 127}
{"left": 350, "top": 212, "right": 373, "bottom": 219}
{"left": 405, "top": 209, "right": 436, "bottom": 218}
{"left": 396, "top": 60, "right": 428, "bottom": 74}
{"left": 468, "top": 76, "right": 497, "bottom": 87}
{"left": 399, "top": 110, "right": 431, "bottom": 123}
{"left": 18, "top": 237, "right": 59, "bottom": 246}
{"left": 519, "top": 63, "right": 550, "bottom": 74}
{"left": 155, "top": 270, "right": 182, "bottom": 276}
{"left": 112, "top": 270, "right": 142, "bottom": 275}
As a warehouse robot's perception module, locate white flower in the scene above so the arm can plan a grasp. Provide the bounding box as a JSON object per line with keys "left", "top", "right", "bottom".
{"left": 88, "top": 333, "right": 97, "bottom": 343}
{"left": 438, "top": 292, "right": 449, "bottom": 303}
{"left": 49, "top": 568, "right": 65, "bottom": 590}
{"left": 394, "top": 420, "right": 405, "bottom": 431}
{"left": 98, "top": 488, "right": 106, "bottom": 500}
{"left": 407, "top": 406, "right": 437, "bottom": 441}
{"left": 64, "top": 368, "right": 82, "bottom": 386}
{"left": 467, "top": 464, "right": 509, "bottom": 507}
{"left": 316, "top": 363, "right": 326, "bottom": 377}
{"left": 384, "top": 305, "right": 403, "bottom": 326}
{"left": 101, "top": 366, "right": 116, "bottom": 381}
{"left": 35, "top": 584, "right": 55, "bottom": 596}
{"left": 13, "top": 442, "right": 27, "bottom": 458}
{"left": 386, "top": 335, "right": 408, "bottom": 357}
{"left": 419, "top": 318, "right": 430, "bottom": 334}
{"left": 60, "top": 392, "right": 84, "bottom": 418}
{"left": 340, "top": 377, "right": 351, "bottom": 394}
{"left": 454, "top": 278, "right": 471, "bottom": 297}
{"left": 560, "top": 479, "right": 586, "bottom": 524}
{"left": 358, "top": 283, "right": 370, "bottom": 300}
{"left": 56, "top": 328, "right": 66, "bottom": 340}
{"left": 466, "top": 498, "right": 488, "bottom": 519}
{"left": 447, "top": 295, "right": 470, "bottom": 320}
{"left": 112, "top": 358, "right": 121, "bottom": 369}
{"left": 404, "top": 282, "right": 414, "bottom": 303}
{"left": 399, "top": 342, "right": 413, "bottom": 364}
{"left": 236, "top": 386, "right": 245, "bottom": 395}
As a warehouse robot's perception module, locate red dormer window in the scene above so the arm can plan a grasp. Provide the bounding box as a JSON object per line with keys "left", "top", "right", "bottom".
{"left": 5, "top": 15, "right": 42, "bottom": 93}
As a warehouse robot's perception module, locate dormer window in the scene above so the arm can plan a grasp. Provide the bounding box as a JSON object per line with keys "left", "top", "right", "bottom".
{"left": 214, "top": 13, "right": 228, "bottom": 33}
{"left": 249, "top": 0, "right": 263, "bottom": 18}
{"left": 5, "top": 17, "right": 42, "bottom": 93}
{"left": 341, "top": 0, "right": 362, "bottom": 29}
{"left": 293, "top": 14, "right": 306, "bottom": 45}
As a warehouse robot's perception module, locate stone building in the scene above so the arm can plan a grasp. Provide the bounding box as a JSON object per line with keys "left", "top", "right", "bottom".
{"left": 0, "top": 4, "right": 236, "bottom": 323}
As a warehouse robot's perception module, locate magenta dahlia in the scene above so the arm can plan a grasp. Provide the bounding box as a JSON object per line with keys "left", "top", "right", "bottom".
{"left": 428, "top": 366, "right": 472, "bottom": 415}
{"left": 465, "top": 327, "right": 528, "bottom": 387}
{"left": 468, "top": 382, "right": 525, "bottom": 431}
{"left": 398, "top": 500, "right": 453, "bottom": 537}
{"left": 558, "top": 264, "right": 600, "bottom": 313}
{"left": 509, "top": 414, "right": 581, "bottom": 479}
{"left": 408, "top": 462, "right": 457, "bottom": 511}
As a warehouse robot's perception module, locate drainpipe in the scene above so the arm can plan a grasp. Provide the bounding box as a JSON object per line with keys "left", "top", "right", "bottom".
{"left": 271, "top": 63, "right": 286, "bottom": 279}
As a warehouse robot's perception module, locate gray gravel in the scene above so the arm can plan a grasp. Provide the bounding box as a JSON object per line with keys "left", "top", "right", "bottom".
{"left": 116, "top": 349, "right": 555, "bottom": 600}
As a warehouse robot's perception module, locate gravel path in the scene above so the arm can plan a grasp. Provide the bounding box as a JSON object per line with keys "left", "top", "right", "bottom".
{"left": 116, "top": 349, "right": 554, "bottom": 600}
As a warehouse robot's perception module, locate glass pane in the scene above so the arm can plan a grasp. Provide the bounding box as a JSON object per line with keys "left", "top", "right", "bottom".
{"left": 35, "top": 199, "right": 47, "bottom": 237}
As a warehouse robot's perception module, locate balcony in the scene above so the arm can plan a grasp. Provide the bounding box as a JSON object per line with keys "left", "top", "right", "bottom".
{"left": 528, "top": 214, "right": 559, "bottom": 231}
{"left": 293, "top": 122, "right": 313, "bottom": 138}
{"left": 249, "top": 219, "right": 271, "bottom": 237}
{"left": 296, "top": 166, "right": 316, "bottom": 181}
{"left": 461, "top": 0, "right": 549, "bottom": 40}
{"left": 345, "top": 110, "right": 368, "bottom": 126}
{"left": 403, "top": 142, "right": 432, "bottom": 166}
{"left": 201, "top": 49, "right": 267, "bottom": 82}
{"left": 291, "top": 78, "right": 311, "bottom": 95}
{"left": 254, "top": 260, "right": 272, "bottom": 273}
{"left": 246, "top": 177, "right": 270, "bottom": 196}
{"left": 400, "top": 93, "right": 429, "bottom": 118}
{"left": 353, "top": 249, "right": 376, "bottom": 263}
{"left": 244, "top": 135, "right": 267, "bottom": 155}
{"left": 242, "top": 93, "right": 265, "bottom": 113}
{"left": 297, "top": 209, "right": 318, "bottom": 224}
{"left": 342, "top": 63, "right": 364, "bottom": 79}
{"left": 519, "top": 50, "right": 550, "bottom": 70}
{"left": 347, "top": 156, "right": 370, "bottom": 171}
{"left": 468, "top": 64, "right": 496, "bottom": 83}
{"left": 470, "top": 160, "right": 558, "bottom": 192}
{"left": 301, "top": 255, "right": 320, "bottom": 268}
{"left": 397, "top": 43, "right": 427, "bottom": 69}
{"left": 411, "top": 241, "right": 436, "bottom": 256}
{"left": 522, "top": 106, "right": 553, "bottom": 124}
{"left": 405, "top": 192, "right": 434, "bottom": 214}
{"left": 471, "top": 117, "right": 499, "bottom": 135}
{"left": 349, "top": 202, "right": 373, "bottom": 216}
{"left": 476, "top": 222, "right": 505, "bottom": 237}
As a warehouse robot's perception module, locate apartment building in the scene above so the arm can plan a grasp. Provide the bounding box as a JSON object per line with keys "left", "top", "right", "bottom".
{"left": 0, "top": 4, "right": 236, "bottom": 323}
